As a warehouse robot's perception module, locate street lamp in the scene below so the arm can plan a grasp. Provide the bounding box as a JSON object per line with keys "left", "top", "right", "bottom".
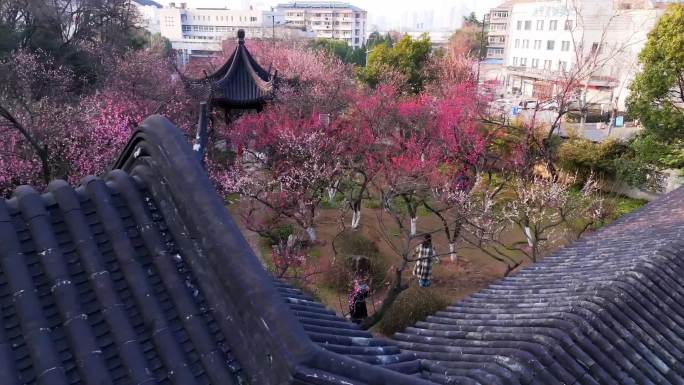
{"left": 365, "top": 47, "right": 375, "bottom": 66}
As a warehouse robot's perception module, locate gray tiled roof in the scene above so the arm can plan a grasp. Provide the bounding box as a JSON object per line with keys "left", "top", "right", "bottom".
{"left": 3, "top": 113, "right": 684, "bottom": 384}
{"left": 0, "top": 115, "right": 427, "bottom": 385}
{"left": 0, "top": 172, "right": 244, "bottom": 385}
{"left": 185, "top": 31, "right": 274, "bottom": 109}
{"left": 394, "top": 186, "right": 684, "bottom": 384}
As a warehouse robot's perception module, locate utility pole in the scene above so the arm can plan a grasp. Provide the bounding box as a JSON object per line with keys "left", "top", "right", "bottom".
{"left": 475, "top": 14, "right": 487, "bottom": 89}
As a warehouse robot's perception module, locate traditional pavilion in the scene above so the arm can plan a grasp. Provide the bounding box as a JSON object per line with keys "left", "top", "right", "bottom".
{"left": 186, "top": 29, "right": 276, "bottom": 121}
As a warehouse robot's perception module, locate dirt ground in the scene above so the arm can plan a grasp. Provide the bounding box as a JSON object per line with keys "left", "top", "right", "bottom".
{"left": 229, "top": 204, "right": 524, "bottom": 316}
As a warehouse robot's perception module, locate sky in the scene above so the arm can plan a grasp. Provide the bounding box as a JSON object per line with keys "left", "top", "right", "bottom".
{"left": 181, "top": 0, "right": 503, "bottom": 30}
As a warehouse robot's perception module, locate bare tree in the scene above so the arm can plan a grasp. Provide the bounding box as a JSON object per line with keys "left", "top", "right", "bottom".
{"left": 462, "top": 172, "right": 607, "bottom": 274}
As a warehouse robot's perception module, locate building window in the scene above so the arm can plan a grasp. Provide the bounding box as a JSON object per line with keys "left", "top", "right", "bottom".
{"left": 355, "top": 37, "right": 359, "bottom": 44}
{"left": 515, "top": 39, "right": 520, "bottom": 48}
{"left": 547, "top": 40, "right": 555, "bottom": 50}
{"left": 250, "top": 16, "right": 257, "bottom": 22}
{"left": 564, "top": 20, "right": 573, "bottom": 30}
{"left": 517, "top": 20, "right": 522, "bottom": 30}
{"left": 182, "top": 25, "right": 191, "bottom": 32}
{"left": 591, "top": 42, "right": 608, "bottom": 54}
{"left": 523, "top": 39, "right": 529, "bottom": 49}
{"left": 536, "top": 20, "right": 544, "bottom": 30}
{"left": 513, "top": 57, "right": 519, "bottom": 66}
{"left": 520, "top": 57, "right": 527, "bottom": 67}
{"left": 558, "top": 61, "right": 567, "bottom": 71}
{"left": 534, "top": 40, "right": 541, "bottom": 50}
{"left": 487, "top": 48, "right": 504, "bottom": 57}
{"left": 532, "top": 58, "right": 539, "bottom": 68}
{"left": 524, "top": 20, "right": 531, "bottom": 30}
{"left": 543, "top": 59, "right": 552, "bottom": 69}
{"left": 549, "top": 20, "right": 557, "bottom": 30}
{"left": 561, "top": 41, "right": 570, "bottom": 51}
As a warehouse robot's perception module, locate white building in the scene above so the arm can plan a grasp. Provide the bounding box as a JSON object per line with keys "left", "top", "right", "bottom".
{"left": 132, "top": 0, "right": 163, "bottom": 34}
{"left": 485, "top": 1, "right": 524, "bottom": 62}
{"left": 503, "top": 0, "right": 665, "bottom": 110}
{"left": 156, "top": 3, "right": 311, "bottom": 66}
{"left": 276, "top": 2, "right": 367, "bottom": 48}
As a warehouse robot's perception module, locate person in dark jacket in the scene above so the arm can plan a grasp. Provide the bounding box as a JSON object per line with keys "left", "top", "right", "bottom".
{"left": 348, "top": 277, "right": 370, "bottom": 323}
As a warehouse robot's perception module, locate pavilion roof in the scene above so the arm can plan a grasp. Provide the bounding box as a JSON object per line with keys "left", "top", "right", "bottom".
{"left": 187, "top": 30, "right": 275, "bottom": 110}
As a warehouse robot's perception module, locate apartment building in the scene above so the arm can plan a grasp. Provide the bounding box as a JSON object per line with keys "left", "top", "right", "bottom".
{"left": 276, "top": 2, "right": 367, "bottom": 48}
{"left": 484, "top": 2, "right": 513, "bottom": 62}
{"left": 503, "top": 0, "right": 665, "bottom": 110}
{"left": 156, "top": 3, "right": 311, "bottom": 66}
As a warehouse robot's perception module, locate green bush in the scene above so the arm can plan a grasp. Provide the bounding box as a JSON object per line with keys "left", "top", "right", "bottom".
{"left": 319, "top": 231, "right": 390, "bottom": 292}
{"left": 376, "top": 287, "right": 450, "bottom": 336}
{"left": 557, "top": 138, "right": 628, "bottom": 182}
{"left": 263, "top": 224, "right": 294, "bottom": 245}
{"left": 318, "top": 262, "right": 352, "bottom": 292}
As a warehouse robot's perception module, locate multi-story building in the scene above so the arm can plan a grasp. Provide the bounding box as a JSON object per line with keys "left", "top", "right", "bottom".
{"left": 132, "top": 0, "right": 163, "bottom": 34}
{"left": 276, "top": 2, "right": 367, "bottom": 48}
{"left": 484, "top": 2, "right": 513, "bottom": 62}
{"left": 155, "top": 3, "right": 311, "bottom": 66}
{"left": 503, "top": 0, "right": 665, "bottom": 110}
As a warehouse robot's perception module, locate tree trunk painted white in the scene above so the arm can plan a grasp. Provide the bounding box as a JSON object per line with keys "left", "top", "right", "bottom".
{"left": 327, "top": 180, "right": 338, "bottom": 202}
{"left": 306, "top": 227, "right": 317, "bottom": 242}
{"left": 351, "top": 209, "right": 362, "bottom": 229}
{"left": 410, "top": 217, "right": 417, "bottom": 237}
{"left": 524, "top": 226, "right": 534, "bottom": 247}
{"left": 449, "top": 242, "right": 457, "bottom": 263}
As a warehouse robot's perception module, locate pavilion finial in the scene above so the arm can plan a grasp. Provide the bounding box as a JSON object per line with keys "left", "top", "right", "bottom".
{"left": 237, "top": 29, "right": 245, "bottom": 44}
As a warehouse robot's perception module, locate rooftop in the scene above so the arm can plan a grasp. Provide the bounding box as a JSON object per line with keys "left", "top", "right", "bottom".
{"left": 132, "top": 0, "right": 162, "bottom": 8}
{"left": 276, "top": 1, "right": 365, "bottom": 12}
{"left": 184, "top": 31, "right": 275, "bottom": 111}
{"left": 2, "top": 111, "right": 684, "bottom": 383}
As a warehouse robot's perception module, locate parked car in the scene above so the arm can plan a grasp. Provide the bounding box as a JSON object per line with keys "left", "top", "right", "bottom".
{"left": 519, "top": 99, "right": 538, "bottom": 110}
{"left": 539, "top": 100, "right": 559, "bottom": 110}
{"left": 493, "top": 98, "right": 513, "bottom": 107}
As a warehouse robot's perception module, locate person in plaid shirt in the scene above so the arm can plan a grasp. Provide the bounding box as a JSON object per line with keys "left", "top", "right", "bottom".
{"left": 412, "top": 234, "right": 439, "bottom": 287}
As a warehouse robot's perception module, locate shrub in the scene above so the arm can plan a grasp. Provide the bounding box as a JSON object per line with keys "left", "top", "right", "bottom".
{"left": 337, "top": 231, "right": 389, "bottom": 290}
{"left": 263, "top": 224, "right": 294, "bottom": 245}
{"left": 376, "top": 287, "right": 450, "bottom": 336}
{"left": 557, "top": 138, "right": 627, "bottom": 182}
{"left": 318, "top": 262, "right": 352, "bottom": 292}
{"left": 319, "top": 231, "right": 390, "bottom": 292}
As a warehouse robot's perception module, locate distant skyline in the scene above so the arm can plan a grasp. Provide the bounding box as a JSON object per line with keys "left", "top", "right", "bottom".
{"left": 179, "top": 0, "right": 503, "bottom": 31}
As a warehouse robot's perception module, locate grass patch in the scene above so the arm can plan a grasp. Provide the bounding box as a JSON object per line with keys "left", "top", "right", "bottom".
{"left": 610, "top": 195, "right": 647, "bottom": 218}
{"left": 224, "top": 193, "right": 241, "bottom": 205}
